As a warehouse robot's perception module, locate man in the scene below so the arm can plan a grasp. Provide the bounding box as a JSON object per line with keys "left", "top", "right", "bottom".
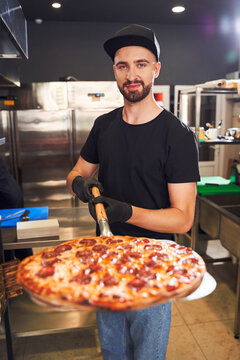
{"left": 0, "top": 157, "right": 33, "bottom": 261}
{"left": 67, "top": 24, "right": 200, "bottom": 360}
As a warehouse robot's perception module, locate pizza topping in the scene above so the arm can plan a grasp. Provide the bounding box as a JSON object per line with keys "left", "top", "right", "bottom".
{"left": 166, "top": 265, "right": 175, "bottom": 273}
{"left": 177, "top": 246, "right": 193, "bottom": 254}
{"left": 75, "top": 249, "right": 93, "bottom": 257}
{"left": 54, "top": 244, "right": 72, "bottom": 253}
{"left": 80, "top": 256, "right": 95, "bottom": 264}
{"left": 41, "top": 250, "right": 57, "bottom": 259}
{"left": 137, "top": 269, "right": 156, "bottom": 280}
{"left": 149, "top": 252, "right": 169, "bottom": 261}
{"left": 116, "top": 264, "right": 128, "bottom": 274}
{"left": 41, "top": 258, "right": 61, "bottom": 267}
{"left": 144, "top": 244, "right": 162, "bottom": 250}
{"left": 101, "top": 274, "right": 119, "bottom": 287}
{"left": 71, "top": 273, "right": 92, "bottom": 284}
{"left": 182, "top": 257, "right": 199, "bottom": 265}
{"left": 127, "top": 278, "right": 147, "bottom": 290}
{"left": 92, "top": 244, "right": 109, "bottom": 252}
{"left": 133, "top": 238, "right": 150, "bottom": 244}
{"left": 79, "top": 238, "right": 97, "bottom": 246}
{"left": 127, "top": 251, "right": 142, "bottom": 258}
{"left": 84, "top": 264, "right": 102, "bottom": 274}
{"left": 37, "top": 265, "right": 55, "bottom": 278}
{"left": 174, "top": 268, "right": 188, "bottom": 276}
{"left": 165, "top": 283, "right": 179, "bottom": 292}
{"left": 106, "top": 238, "right": 123, "bottom": 244}
{"left": 144, "top": 259, "right": 159, "bottom": 268}
{"left": 116, "top": 254, "right": 130, "bottom": 264}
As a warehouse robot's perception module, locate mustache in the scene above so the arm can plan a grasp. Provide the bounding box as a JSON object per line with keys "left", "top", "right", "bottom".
{"left": 123, "top": 80, "right": 144, "bottom": 88}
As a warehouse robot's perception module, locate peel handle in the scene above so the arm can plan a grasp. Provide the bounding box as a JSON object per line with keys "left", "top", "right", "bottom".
{"left": 91, "top": 186, "right": 108, "bottom": 222}
{"left": 91, "top": 186, "right": 113, "bottom": 236}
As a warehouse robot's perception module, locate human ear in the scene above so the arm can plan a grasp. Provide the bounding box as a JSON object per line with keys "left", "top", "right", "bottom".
{"left": 154, "top": 62, "right": 161, "bottom": 78}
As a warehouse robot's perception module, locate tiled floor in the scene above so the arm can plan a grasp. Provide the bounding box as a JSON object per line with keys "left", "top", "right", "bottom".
{"left": 1, "top": 241, "right": 240, "bottom": 360}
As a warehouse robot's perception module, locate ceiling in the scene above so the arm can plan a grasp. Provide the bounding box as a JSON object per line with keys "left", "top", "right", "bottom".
{"left": 19, "top": 0, "right": 240, "bottom": 26}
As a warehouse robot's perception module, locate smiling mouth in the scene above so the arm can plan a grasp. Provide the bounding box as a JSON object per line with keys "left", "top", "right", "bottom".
{"left": 124, "top": 82, "right": 143, "bottom": 91}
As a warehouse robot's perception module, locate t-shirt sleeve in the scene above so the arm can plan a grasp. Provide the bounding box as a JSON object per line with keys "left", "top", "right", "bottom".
{"left": 165, "top": 122, "right": 200, "bottom": 183}
{"left": 80, "top": 119, "right": 99, "bottom": 164}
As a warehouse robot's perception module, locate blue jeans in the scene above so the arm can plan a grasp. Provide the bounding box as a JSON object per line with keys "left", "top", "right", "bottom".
{"left": 96, "top": 302, "right": 172, "bottom": 360}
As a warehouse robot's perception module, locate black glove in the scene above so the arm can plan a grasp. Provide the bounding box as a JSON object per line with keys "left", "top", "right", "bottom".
{"left": 89, "top": 195, "right": 132, "bottom": 224}
{"left": 72, "top": 176, "right": 103, "bottom": 203}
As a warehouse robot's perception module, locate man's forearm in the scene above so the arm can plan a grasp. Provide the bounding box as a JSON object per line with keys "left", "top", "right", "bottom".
{"left": 66, "top": 170, "right": 81, "bottom": 195}
{"left": 126, "top": 205, "right": 195, "bottom": 234}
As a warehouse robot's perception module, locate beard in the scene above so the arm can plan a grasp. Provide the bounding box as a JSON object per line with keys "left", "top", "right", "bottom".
{"left": 117, "top": 80, "right": 152, "bottom": 103}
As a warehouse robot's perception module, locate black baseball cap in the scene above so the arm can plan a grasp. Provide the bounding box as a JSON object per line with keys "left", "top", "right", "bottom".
{"left": 103, "top": 24, "right": 160, "bottom": 61}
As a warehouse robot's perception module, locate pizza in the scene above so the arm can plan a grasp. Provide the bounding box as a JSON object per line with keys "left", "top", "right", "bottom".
{"left": 17, "top": 236, "right": 206, "bottom": 311}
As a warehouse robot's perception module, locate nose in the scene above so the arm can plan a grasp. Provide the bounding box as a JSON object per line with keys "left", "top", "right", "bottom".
{"left": 126, "top": 65, "right": 137, "bottom": 81}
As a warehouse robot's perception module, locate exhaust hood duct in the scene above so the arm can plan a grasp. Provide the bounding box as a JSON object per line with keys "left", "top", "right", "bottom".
{"left": 0, "top": 0, "right": 28, "bottom": 86}
{"left": 0, "top": 0, "right": 28, "bottom": 59}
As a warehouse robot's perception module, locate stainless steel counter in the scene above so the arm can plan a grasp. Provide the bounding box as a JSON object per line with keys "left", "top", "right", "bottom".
{"left": 191, "top": 194, "right": 240, "bottom": 338}
{"left": 2, "top": 206, "right": 96, "bottom": 250}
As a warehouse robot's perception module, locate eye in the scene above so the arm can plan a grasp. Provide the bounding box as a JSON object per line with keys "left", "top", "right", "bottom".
{"left": 116, "top": 64, "right": 127, "bottom": 71}
{"left": 137, "top": 62, "right": 147, "bottom": 69}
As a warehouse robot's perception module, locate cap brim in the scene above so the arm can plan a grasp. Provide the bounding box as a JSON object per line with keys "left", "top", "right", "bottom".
{"left": 103, "top": 35, "right": 159, "bottom": 61}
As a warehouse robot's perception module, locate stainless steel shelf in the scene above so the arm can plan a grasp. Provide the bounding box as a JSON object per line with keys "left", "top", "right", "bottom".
{"left": 0, "top": 291, "right": 97, "bottom": 339}
{"left": 2, "top": 206, "right": 96, "bottom": 250}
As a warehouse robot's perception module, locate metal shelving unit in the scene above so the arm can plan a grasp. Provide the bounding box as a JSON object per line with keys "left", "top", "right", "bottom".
{"left": 179, "top": 86, "right": 239, "bottom": 141}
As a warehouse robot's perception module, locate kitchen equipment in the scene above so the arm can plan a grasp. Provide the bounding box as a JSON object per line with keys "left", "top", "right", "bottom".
{"left": 91, "top": 186, "right": 113, "bottom": 236}
{"left": 225, "top": 128, "right": 240, "bottom": 140}
{"left": 206, "top": 128, "right": 218, "bottom": 140}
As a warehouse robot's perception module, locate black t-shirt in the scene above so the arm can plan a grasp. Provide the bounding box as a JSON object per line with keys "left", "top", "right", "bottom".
{"left": 81, "top": 107, "right": 200, "bottom": 239}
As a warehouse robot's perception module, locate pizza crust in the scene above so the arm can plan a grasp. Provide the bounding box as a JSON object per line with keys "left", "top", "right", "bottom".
{"left": 17, "top": 236, "right": 206, "bottom": 311}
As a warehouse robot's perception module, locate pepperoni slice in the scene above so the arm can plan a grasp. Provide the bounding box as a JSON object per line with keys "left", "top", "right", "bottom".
{"left": 127, "top": 251, "right": 142, "bottom": 258}
{"left": 134, "top": 238, "right": 150, "bottom": 244}
{"left": 79, "top": 238, "right": 97, "bottom": 246}
{"left": 115, "top": 253, "right": 131, "bottom": 265}
{"left": 178, "top": 246, "right": 193, "bottom": 254}
{"left": 37, "top": 266, "right": 55, "bottom": 278}
{"left": 84, "top": 264, "right": 102, "bottom": 274}
{"left": 166, "top": 265, "right": 175, "bottom": 273}
{"left": 144, "top": 244, "right": 162, "bottom": 250}
{"left": 116, "top": 264, "right": 128, "bottom": 274}
{"left": 92, "top": 244, "right": 109, "bottom": 252}
{"left": 149, "top": 252, "right": 169, "bottom": 261}
{"left": 144, "top": 259, "right": 157, "bottom": 268}
{"left": 182, "top": 257, "right": 199, "bottom": 265}
{"left": 70, "top": 274, "right": 92, "bottom": 284}
{"left": 166, "top": 266, "right": 188, "bottom": 276}
{"left": 123, "top": 244, "right": 133, "bottom": 250}
{"left": 75, "top": 249, "right": 93, "bottom": 257}
{"left": 54, "top": 244, "right": 72, "bottom": 253}
{"left": 41, "top": 258, "right": 61, "bottom": 266}
{"left": 41, "top": 250, "right": 57, "bottom": 259}
{"left": 106, "top": 238, "right": 123, "bottom": 244}
{"left": 165, "top": 283, "right": 179, "bottom": 292}
{"left": 137, "top": 269, "right": 156, "bottom": 280}
{"left": 108, "top": 251, "right": 119, "bottom": 257}
{"left": 101, "top": 275, "right": 119, "bottom": 286}
{"left": 127, "top": 278, "right": 147, "bottom": 290}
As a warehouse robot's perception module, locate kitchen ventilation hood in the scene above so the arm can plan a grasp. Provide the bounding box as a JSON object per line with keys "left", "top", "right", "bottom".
{"left": 0, "top": 0, "right": 28, "bottom": 86}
